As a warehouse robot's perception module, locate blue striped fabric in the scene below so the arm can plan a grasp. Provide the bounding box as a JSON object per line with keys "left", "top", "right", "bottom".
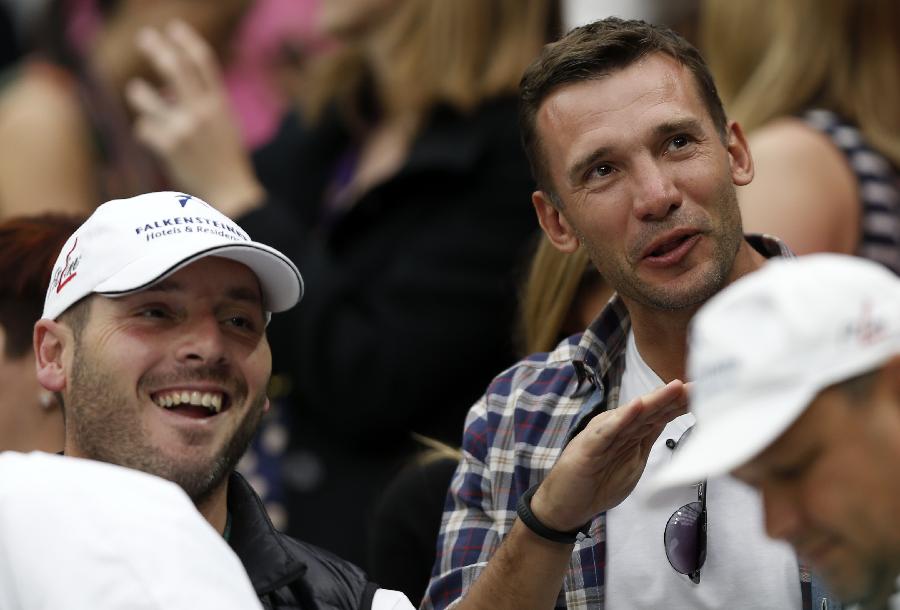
{"left": 803, "top": 109, "right": 900, "bottom": 275}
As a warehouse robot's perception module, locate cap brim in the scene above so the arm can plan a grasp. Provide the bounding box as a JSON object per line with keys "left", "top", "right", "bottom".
{"left": 648, "top": 383, "right": 815, "bottom": 493}
{"left": 94, "top": 241, "right": 303, "bottom": 312}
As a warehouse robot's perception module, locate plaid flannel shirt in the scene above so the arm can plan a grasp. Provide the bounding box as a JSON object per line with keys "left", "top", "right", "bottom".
{"left": 423, "top": 236, "right": 843, "bottom": 610}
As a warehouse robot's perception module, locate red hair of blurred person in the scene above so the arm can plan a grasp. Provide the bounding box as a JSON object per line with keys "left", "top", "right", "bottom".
{"left": 0, "top": 214, "right": 83, "bottom": 358}
{"left": 0, "top": 213, "right": 81, "bottom": 453}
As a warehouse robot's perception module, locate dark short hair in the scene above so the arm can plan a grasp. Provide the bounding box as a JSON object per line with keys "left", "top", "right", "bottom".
{"left": 58, "top": 296, "right": 92, "bottom": 343}
{"left": 519, "top": 17, "right": 729, "bottom": 202}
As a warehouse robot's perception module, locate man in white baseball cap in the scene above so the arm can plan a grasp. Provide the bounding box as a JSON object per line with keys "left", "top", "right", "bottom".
{"left": 653, "top": 254, "right": 900, "bottom": 610}
{"left": 32, "top": 192, "right": 413, "bottom": 610}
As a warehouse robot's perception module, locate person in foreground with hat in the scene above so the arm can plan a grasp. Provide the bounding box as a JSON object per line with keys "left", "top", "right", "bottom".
{"left": 32, "top": 191, "right": 413, "bottom": 610}
{"left": 0, "top": 451, "right": 264, "bottom": 610}
{"left": 653, "top": 254, "right": 900, "bottom": 610}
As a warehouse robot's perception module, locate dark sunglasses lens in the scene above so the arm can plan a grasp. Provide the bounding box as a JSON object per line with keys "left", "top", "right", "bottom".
{"left": 664, "top": 500, "right": 703, "bottom": 574}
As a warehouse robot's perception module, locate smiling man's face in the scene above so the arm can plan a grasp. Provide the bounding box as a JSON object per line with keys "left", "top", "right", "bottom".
{"left": 61, "top": 256, "right": 271, "bottom": 505}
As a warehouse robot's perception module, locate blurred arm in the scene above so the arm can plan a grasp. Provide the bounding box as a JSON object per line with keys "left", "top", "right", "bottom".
{"left": 738, "top": 118, "right": 859, "bottom": 255}
{"left": 126, "top": 20, "right": 264, "bottom": 218}
{"left": 0, "top": 68, "right": 96, "bottom": 218}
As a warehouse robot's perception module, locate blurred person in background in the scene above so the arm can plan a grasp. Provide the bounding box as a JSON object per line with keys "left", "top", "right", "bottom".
{"left": 223, "top": 0, "right": 333, "bottom": 152}
{"left": 125, "top": 0, "right": 560, "bottom": 564}
{"left": 0, "top": 0, "right": 249, "bottom": 219}
{"left": 0, "top": 452, "right": 264, "bottom": 610}
{"left": 366, "top": 435, "right": 461, "bottom": 607}
{"left": 519, "top": 233, "right": 613, "bottom": 356}
{"left": 366, "top": 234, "right": 610, "bottom": 605}
{"left": 0, "top": 213, "right": 81, "bottom": 453}
{"left": 0, "top": 1, "right": 24, "bottom": 72}
{"left": 701, "top": 0, "right": 900, "bottom": 272}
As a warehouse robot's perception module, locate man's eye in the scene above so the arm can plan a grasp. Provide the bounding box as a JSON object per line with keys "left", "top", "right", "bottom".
{"left": 226, "top": 315, "right": 255, "bottom": 330}
{"left": 668, "top": 135, "right": 691, "bottom": 150}
{"left": 592, "top": 164, "right": 613, "bottom": 178}
{"left": 139, "top": 308, "right": 169, "bottom": 319}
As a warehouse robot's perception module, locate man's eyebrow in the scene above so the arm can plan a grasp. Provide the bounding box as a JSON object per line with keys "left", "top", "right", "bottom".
{"left": 225, "top": 286, "right": 263, "bottom": 305}
{"left": 653, "top": 118, "right": 703, "bottom": 139}
{"left": 139, "top": 281, "right": 262, "bottom": 304}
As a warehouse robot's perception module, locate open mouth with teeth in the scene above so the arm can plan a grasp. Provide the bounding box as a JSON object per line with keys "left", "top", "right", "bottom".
{"left": 152, "top": 390, "right": 228, "bottom": 418}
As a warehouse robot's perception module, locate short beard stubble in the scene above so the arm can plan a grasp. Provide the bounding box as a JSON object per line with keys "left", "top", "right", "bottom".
{"left": 67, "top": 344, "right": 265, "bottom": 508}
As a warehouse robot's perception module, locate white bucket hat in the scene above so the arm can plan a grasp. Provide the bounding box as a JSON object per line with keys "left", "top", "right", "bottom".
{"left": 652, "top": 253, "right": 900, "bottom": 491}
{"left": 42, "top": 191, "right": 302, "bottom": 320}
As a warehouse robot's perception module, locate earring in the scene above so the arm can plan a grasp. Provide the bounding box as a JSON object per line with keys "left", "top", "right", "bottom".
{"left": 39, "top": 392, "right": 55, "bottom": 410}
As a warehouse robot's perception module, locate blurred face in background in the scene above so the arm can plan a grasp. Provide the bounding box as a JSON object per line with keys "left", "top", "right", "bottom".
{"left": 0, "top": 324, "right": 63, "bottom": 453}
{"left": 0, "top": 214, "right": 77, "bottom": 455}
{"left": 93, "top": 0, "right": 250, "bottom": 91}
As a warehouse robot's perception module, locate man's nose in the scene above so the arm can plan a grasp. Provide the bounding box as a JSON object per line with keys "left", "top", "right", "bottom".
{"left": 631, "top": 159, "right": 681, "bottom": 221}
{"left": 174, "top": 316, "right": 228, "bottom": 365}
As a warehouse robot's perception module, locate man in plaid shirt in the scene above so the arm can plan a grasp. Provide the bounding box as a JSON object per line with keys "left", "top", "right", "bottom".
{"left": 422, "top": 18, "right": 841, "bottom": 610}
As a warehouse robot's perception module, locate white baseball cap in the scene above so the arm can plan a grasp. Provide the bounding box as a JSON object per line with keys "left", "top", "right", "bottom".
{"left": 652, "top": 254, "right": 900, "bottom": 491}
{"left": 42, "top": 191, "right": 303, "bottom": 320}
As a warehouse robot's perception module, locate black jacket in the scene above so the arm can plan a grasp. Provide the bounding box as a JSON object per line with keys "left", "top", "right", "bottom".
{"left": 227, "top": 472, "right": 379, "bottom": 610}
{"left": 241, "top": 96, "right": 539, "bottom": 563}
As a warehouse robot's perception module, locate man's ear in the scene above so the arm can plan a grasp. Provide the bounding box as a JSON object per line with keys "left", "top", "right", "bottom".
{"left": 726, "top": 120, "right": 754, "bottom": 187}
{"left": 532, "top": 191, "right": 580, "bottom": 253}
{"left": 34, "top": 320, "right": 71, "bottom": 393}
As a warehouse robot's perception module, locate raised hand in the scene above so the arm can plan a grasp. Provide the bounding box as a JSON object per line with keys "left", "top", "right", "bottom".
{"left": 530, "top": 380, "right": 689, "bottom": 532}
{"left": 126, "top": 20, "right": 264, "bottom": 218}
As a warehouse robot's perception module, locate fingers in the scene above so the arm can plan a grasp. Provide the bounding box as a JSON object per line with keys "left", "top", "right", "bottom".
{"left": 166, "top": 20, "right": 221, "bottom": 91}
{"left": 136, "top": 27, "right": 196, "bottom": 101}
{"left": 578, "top": 380, "right": 688, "bottom": 458}
{"left": 135, "top": 20, "right": 221, "bottom": 102}
{"left": 630, "top": 379, "right": 689, "bottom": 424}
{"left": 127, "top": 77, "right": 185, "bottom": 154}
{"left": 125, "top": 78, "right": 169, "bottom": 123}
{"left": 614, "top": 380, "right": 687, "bottom": 430}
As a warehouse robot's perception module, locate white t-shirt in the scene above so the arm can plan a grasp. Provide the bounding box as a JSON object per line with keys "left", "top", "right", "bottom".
{"left": 0, "top": 452, "right": 414, "bottom": 610}
{"left": 373, "top": 589, "right": 416, "bottom": 610}
{"left": 605, "top": 330, "right": 802, "bottom": 609}
{"left": 0, "top": 452, "right": 263, "bottom": 610}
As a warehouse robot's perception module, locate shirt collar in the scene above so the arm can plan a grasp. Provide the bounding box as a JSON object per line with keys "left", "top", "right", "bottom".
{"left": 565, "top": 233, "right": 793, "bottom": 439}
